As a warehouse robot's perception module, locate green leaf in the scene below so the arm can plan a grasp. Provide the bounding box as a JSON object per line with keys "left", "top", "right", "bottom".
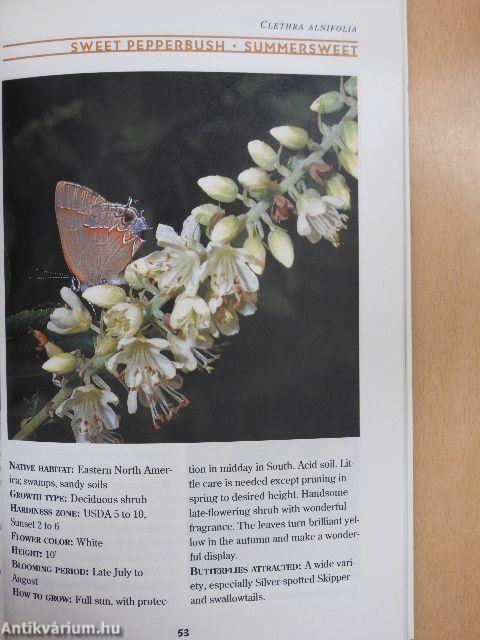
{"left": 6, "top": 306, "right": 56, "bottom": 337}
{"left": 259, "top": 287, "right": 296, "bottom": 319}
{"left": 21, "top": 391, "right": 40, "bottom": 419}
{"left": 56, "top": 333, "right": 95, "bottom": 356}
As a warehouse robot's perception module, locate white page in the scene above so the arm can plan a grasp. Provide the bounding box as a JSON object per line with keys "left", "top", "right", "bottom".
{"left": 0, "top": 1, "right": 411, "bottom": 638}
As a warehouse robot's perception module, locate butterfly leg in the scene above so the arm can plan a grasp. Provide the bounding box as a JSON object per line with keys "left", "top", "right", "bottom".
{"left": 71, "top": 276, "right": 81, "bottom": 292}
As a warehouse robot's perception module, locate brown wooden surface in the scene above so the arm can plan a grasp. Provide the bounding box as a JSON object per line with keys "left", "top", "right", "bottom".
{"left": 409, "top": 1, "right": 480, "bottom": 638}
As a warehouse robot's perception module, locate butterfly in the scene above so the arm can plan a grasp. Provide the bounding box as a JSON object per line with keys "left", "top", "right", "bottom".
{"left": 55, "top": 181, "right": 148, "bottom": 289}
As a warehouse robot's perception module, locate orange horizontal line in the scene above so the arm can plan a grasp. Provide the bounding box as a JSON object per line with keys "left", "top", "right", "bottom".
{"left": 4, "top": 49, "right": 358, "bottom": 63}
{"left": 4, "top": 33, "right": 358, "bottom": 48}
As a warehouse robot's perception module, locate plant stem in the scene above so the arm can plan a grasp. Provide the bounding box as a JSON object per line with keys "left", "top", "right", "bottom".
{"left": 279, "top": 146, "right": 331, "bottom": 192}
{"left": 13, "top": 354, "right": 113, "bottom": 440}
{"left": 13, "top": 385, "right": 73, "bottom": 441}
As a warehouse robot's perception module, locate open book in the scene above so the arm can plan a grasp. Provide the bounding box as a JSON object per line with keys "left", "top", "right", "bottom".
{"left": 0, "top": 1, "right": 411, "bottom": 638}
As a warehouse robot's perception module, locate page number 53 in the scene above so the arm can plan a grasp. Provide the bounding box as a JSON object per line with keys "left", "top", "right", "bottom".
{"left": 178, "top": 630, "right": 190, "bottom": 637}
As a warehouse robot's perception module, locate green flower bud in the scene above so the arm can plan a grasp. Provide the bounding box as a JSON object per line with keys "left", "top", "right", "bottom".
{"left": 94, "top": 336, "right": 119, "bottom": 357}
{"left": 268, "top": 229, "right": 294, "bottom": 268}
{"left": 44, "top": 341, "right": 63, "bottom": 358}
{"left": 82, "top": 285, "right": 126, "bottom": 309}
{"left": 247, "top": 140, "right": 278, "bottom": 171}
{"left": 243, "top": 236, "right": 266, "bottom": 275}
{"left": 344, "top": 76, "right": 357, "bottom": 99}
{"left": 42, "top": 352, "right": 77, "bottom": 375}
{"left": 341, "top": 120, "right": 358, "bottom": 153}
{"left": 326, "top": 173, "right": 351, "bottom": 210}
{"left": 269, "top": 126, "right": 309, "bottom": 151}
{"left": 197, "top": 176, "right": 238, "bottom": 203}
{"left": 238, "top": 167, "right": 272, "bottom": 196}
{"left": 133, "top": 299, "right": 152, "bottom": 325}
{"left": 339, "top": 150, "right": 358, "bottom": 179}
{"left": 191, "top": 203, "right": 219, "bottom": 225}
{"left": 310, "top": 90, "right": 343, "bottom": 114}
{"left": 124, "top": 263, "right": 144, "bottom": 290}
{"left": 210, "top": 215, "right": 241, "bottom": 244}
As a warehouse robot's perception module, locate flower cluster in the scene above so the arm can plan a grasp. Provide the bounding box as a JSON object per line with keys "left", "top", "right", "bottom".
{"left": 36, "top": 77, "right": 358, "bottom": 443}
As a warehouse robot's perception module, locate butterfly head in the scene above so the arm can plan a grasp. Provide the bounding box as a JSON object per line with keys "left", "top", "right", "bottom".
{"left": 118, "top": 204, "right": 150, "bottom": 238}
{"left": 133, "top": 211, "right": 150, "bottom": 236}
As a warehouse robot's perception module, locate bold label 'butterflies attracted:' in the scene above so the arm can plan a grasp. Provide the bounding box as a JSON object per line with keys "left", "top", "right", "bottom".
{"left": 55, "top": 181, "right": 148, "bottom": 288}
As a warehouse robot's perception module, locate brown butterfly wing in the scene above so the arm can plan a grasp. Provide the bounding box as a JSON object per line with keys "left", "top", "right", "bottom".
{"left": 55, "top": 182, "right": 138, "bottom": 286}
{"left": 55, "top": 182, "right": 108, "bottom": 284}
{"left": 55, "top": 181, "right": 107, "bottom": 213}
{"left": 81, "top": 203, "right": 138, "bottom": 284}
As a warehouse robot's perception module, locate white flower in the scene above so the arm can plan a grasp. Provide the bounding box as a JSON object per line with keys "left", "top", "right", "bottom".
{"left": 82, "top": 285, "right": 126, "bottom": 309}
{"left": 200, "top": 244, "right": 259, "bottom": 298}
{"left": 144, "top": 215, "right": 204, "bottom": 296}
{"left": 198, "top": 176, "right": 238, "bottom": 203}
{"left": 167, "top": 332, "right": 217, "bottom": 373}
{"left": 42, "top": 352, "right": 77, "bottom": 375}
{"left": 210, "top": 292, "right": 257, "bottom": 337}
{"left": 210, "top": 215, "right": 241, "bottom": 244}
{"left": 107, "top": 337, "right": 187, "bottom": 427}
{"left": 170, "top": 293, "right": 211, "bottom": 339}
{"left": 269, "top": 126, "right": 309, "bottom": 150}
{"left": 47, "top": 287, "right": 92, "bottom": 335}
{"left": 268, "top": 229, "right": 294, "bottom": 268}
{"left": 56, "top": 384, "right": 120, "bottom": 443}
{"left": 296, "top": 190, "right": 348, "bottom": 247}
{"left": 104, "top": 302, "right": 143, "bottom": 338}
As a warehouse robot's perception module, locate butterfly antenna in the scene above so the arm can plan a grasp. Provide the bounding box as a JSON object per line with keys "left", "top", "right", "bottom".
{"left": 29, "top": 268, "right": 70, "bottom": 281}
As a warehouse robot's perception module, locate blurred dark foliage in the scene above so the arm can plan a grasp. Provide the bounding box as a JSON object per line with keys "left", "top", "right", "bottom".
{"left": 3, "top": 71, "right": 358, "bottom": 443}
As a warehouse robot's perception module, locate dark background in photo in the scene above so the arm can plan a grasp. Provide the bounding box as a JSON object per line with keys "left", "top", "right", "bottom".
{"left": 2, "top": 71, "right": 359, "bottom": 443}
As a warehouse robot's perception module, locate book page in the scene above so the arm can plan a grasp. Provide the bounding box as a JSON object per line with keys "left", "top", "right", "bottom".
{"left": 0, "top": 1, "right": 411, "bottom": 638}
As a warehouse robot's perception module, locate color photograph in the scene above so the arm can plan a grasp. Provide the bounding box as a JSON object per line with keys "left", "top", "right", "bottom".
{"left": 3, "top": 71, "right": 359, "bottom": 443}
